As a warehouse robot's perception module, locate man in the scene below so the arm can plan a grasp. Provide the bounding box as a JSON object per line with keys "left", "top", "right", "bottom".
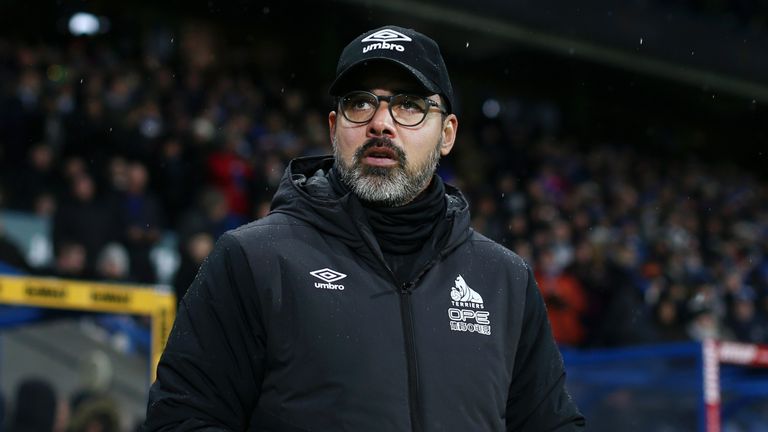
{"left": 144, "top": 25, "right": 585, "bottom": 431}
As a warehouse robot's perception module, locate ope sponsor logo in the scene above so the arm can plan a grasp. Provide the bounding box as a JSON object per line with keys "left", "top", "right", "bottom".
{"left": 448, "top": 308, "right": 490, "bottom": 324}
{"left": 448, "top": 308, "right": 491, "bottom": 335}
{"left": 448, "top": 275, "right": 491, "bottom": 335}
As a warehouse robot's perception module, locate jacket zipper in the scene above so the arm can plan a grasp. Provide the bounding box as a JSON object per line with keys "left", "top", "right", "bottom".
{"left": 399, "top": 281, "right": 423, "bottom": 432}
{"left": 354, "top": 221, "right": 437, "bottom": 431}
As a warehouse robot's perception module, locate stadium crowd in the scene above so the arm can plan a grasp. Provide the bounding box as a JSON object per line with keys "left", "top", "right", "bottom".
{"left": 0, "top": 26, "right": 767, "bottom": 354}
{"left": 0, "top": 19, "right": 768, "bottom": 426}
{"left": 1, "top": 19, "right": 768, "bottom": 432}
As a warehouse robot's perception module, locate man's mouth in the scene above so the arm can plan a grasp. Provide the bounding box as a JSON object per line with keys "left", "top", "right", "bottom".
{"left": 361, "top": 145, "right": 399, "bottom": 167}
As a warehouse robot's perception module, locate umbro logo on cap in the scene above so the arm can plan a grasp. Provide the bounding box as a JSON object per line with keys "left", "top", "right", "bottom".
{"left": 360, "top": 28, "right": 411, "bottom": 53}
{"left": 329, "top": 25, "right": 456, "bottom": 113}
{"left": 361, "top": 29, "right": 413, "bottom": 43}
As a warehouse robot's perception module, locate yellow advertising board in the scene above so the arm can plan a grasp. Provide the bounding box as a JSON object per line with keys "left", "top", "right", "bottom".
{"left": 0, "top": 275, "right": 175, "bottom": 382}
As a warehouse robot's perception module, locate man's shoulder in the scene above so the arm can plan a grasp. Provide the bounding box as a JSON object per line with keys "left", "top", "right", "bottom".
{"left": 465, "top": 230, "right": 529, "bottom": 272}
{"left": 224, "top": 212, "right": 315, "bottom": 244}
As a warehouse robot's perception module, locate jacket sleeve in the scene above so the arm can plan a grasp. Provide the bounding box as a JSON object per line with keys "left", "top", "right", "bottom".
{"left": 506, "top": 266, "right": 586, "bottom": 431}
{"left": 144, "top": 233, "right": 267, "bottom": 432}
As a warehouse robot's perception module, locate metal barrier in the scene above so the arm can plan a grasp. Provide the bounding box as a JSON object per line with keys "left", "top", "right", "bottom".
{"left": 0, "top": 274, "right": 175, "bottom": 382}
{"left": 563, "top": 340, "right": 768, "bottom": 431}
{"left": 3, "top": 269, "right": 766, "bottom": 430}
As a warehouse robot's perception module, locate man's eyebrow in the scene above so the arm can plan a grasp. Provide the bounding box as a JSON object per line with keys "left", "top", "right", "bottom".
{"left": 369, "top": 88, "right": 430, "bottom": 96}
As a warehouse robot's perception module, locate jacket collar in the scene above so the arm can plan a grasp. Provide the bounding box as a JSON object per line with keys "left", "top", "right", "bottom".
{"left": 269, "top": 155, "right": 472, "bottom": 260}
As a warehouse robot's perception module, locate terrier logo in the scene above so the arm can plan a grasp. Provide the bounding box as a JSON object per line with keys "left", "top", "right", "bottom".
{"left": 448, "top": 275, "right": 491, "bottom": 336}
{"left": 450, "top": 275, "right": 483, "bottom": 307}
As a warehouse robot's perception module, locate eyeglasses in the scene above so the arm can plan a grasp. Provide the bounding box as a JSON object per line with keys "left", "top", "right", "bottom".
{"left": 338, "top": 91, "right": 446, "bottom": 127}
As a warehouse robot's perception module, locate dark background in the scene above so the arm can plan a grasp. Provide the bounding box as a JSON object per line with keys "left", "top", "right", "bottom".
{"left": 2, "top": 2, "right": 768, "bottom": 430}
{"left": 1, "top": 0, "right": 765, "bottom": 174}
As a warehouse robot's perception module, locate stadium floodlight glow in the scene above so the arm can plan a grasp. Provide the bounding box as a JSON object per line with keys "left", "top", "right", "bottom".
{"left": 68, "top": 12, "right": 100, "bottom": 36}
{"left": 482, "top": 99, "right": 501, "bottom": 119}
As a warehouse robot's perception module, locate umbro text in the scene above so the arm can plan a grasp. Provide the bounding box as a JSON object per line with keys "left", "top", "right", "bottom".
{"left": 314, "top": 282, "right": 345, "bottom": 290}
{"left": 362, "top": 42, "right": 405, "bottom": 53}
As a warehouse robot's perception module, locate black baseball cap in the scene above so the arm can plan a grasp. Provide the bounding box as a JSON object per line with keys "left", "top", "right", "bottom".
{"left": 329, "top": 25, "right": 455, "bottom": 114}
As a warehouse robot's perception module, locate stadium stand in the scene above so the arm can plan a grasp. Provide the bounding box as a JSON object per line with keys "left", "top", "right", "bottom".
{"left": 1, "top": 1, "right": 766, "bottom": 430}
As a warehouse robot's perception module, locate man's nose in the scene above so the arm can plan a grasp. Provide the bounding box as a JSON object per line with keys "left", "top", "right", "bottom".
{"left": 367, "top": 101, "right": 395, "bottom": 138}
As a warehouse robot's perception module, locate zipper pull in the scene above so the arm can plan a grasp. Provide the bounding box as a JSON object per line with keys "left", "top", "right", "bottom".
{"left": 400, "top": 282, "right": 414, "bottom": 294}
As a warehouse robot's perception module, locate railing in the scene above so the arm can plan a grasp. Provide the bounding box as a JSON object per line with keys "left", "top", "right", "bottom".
{"left": 0, "top": 273, "right": 175, "bottom": 382}
{"left": 563, "top": 340, "right": 768, "bottom": 431}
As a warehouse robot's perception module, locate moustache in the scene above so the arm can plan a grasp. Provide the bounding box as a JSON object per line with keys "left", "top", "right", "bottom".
{"left": 353, "top": 138, "right": 407, "bottom": 165}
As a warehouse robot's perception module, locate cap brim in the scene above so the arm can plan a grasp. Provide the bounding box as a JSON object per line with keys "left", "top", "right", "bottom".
{"left": 329, "top": 57, "right": 441, "bottom": 97}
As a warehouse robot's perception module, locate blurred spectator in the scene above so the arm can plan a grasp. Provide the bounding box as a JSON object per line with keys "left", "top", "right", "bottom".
{"left": 725, "top": 286, "right": 768, "bottom": 343}
{"left": 8, "top": 377, "right": 68, "bottom": 432}
{"left": 173, "top": 188, "right": 239, "bottom": 301}
{"left": 6, "top": 66, "right": 45, "bottom": 165}
{"left": 684, "top": 283, "right": 723, "bottom": 341}
{"left": 568, "top": 239, "right": 614, "bottom": 345}
{"left": 114, "top": 161, "right": 164, "bottom": 283}
{"left": 254, "top": 197, "right": 272, "bottom": 219}
{"left": 497, "top": 172, "right": 528, "bottom": 216}
{"left": 206, "top": 133, "right": 255, "bottom": 218}
{"left": 652, "top": 293, "right": 689, "bottom": 342}
{"left": 151, "top": 136, "right": 202, "bottom": 226}
{"left": 125, "top": 98, "right": 164, "bottom": 161}
{"left": 7, "top": 143, "right": 60, "bottom": 214}
{"left": 0, "top": 217, "right": 30, "bottom": 272}
{"left": 256, "top": 110, "right": 300, "bottom": 157}
{"left": 587, "top": 243, "right": 656, "bottom": 346}
{"left": 67, "top": 395, "right": 120, "bottom": 432}
{"left": 173, "top": 232, "right": 214, "bottom": 302}
{"left": 77, "top": 350, "right": 114, "bottom": 397}
{"left": 535, "top": 245, "right": 588, "bottom": 346}
{"left": 95, "top": 243, "right": 131, "bottom": 282}
{"left": 52, "top": 242, "right": 89, "bottom": 279}
{"left": 63, "top": 96, "right": 113, "bottom": 171}
{"left": 177, "top": 188, "right": 245, "bottom": 243}
{"left": 687, "top": 307, "right": 721, "bottom": 341}
{"left": 52, "top": 172, "right": 116, "bottom": 275}
{"left": 470, "top": 189, "right": 505, "bottom": 242}
{"left": 256, "top": 153, "right": 287, "bottom": 201}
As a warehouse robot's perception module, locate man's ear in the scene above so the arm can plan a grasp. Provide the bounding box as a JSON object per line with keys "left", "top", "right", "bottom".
{"left": 328, "top": 111, "right": 337, "bottom": 146}
{"left": 440, "top": 114, "right": 458, "bottom": 156}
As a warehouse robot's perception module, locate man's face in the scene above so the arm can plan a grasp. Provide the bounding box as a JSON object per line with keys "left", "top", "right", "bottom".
{"left": 329, "top": 64, "right": 457, "bottom": 206}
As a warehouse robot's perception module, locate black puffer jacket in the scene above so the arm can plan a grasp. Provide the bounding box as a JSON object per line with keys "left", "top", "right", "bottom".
{"left": 144, "top": 156, "right": 585, "bottom": 432}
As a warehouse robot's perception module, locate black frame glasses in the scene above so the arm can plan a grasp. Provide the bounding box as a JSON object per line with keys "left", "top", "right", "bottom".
{"left": 338, "top": 91, "right": 446, "bottom": 127}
